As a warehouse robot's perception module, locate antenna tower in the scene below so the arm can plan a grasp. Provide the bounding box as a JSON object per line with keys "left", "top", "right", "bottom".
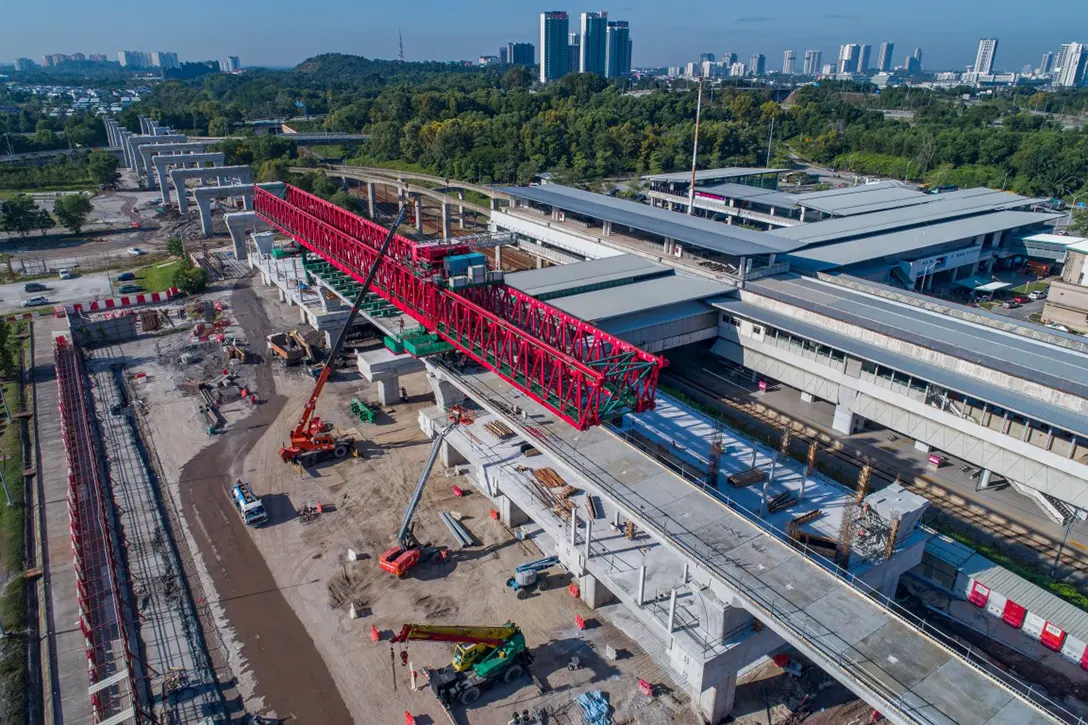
{"left": 399, "top": 28, "right": 405, "bottom": 62}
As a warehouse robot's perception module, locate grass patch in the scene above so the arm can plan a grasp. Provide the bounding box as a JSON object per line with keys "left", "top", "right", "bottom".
{"left": 134, "top": 259, "right": 184, "bottom": 293}
{"left": 1010, "top": 280, "right": 1050, "bottom": 295}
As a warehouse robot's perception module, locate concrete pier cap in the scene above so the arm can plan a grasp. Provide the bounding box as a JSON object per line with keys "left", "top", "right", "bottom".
{"left": 357, "top": 347, "right": 425, "bottom": 405}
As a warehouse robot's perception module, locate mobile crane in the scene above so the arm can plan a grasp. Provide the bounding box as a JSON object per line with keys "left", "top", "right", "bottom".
{"left": 278, "top": 205, "right": 408, "bottom": 467}
{"left": 390, "top": 622, "right": 531, "bottom": 707}
{"left": 378, "top": 408, "right": 471, "bottom": 576}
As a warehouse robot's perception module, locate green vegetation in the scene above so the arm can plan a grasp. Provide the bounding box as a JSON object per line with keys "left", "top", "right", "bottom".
{"left": 171, "top": 259, "right": 210, "bottom": 294}
{"left": 1011, "top": 280, "right": 1050, "bottom": 294}
{"left": 0, "top": 106, "right": 106, "bottom": 154}
{"left": 86, "top": 150, "right": 121, "bottom": 188}
{"left": 166, "top": 236, "right": 185, "bottom": 257}
{"left": 52, "top": 193, "right": 93, "bottom": 234}
{"left": 0, "top": 194, "right": 54, "bottom": 237}
{"left": 0, "top": 155, "right": 96, "bottom": 194}
{"left": 1072, "top": 208, "right": 1088, "bottom": 237}
{"left": 135, "top": 259, "right": 186, "bottom": 292}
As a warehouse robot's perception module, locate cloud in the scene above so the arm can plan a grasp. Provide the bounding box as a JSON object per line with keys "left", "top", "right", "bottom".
{"left": 736, "top": 15, "right": 772, "bottom": 23}
{"left": 824, "top": 13, "right": 859, "bottom": 19}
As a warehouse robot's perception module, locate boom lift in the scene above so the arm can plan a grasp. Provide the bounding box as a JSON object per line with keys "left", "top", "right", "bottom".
{"left": 378, "top": 408, "right": 471, "bottom": 576}
{"left": 506, "top": 556, "right": 561, "bottom": 598}
{"left": 279, "top": 205, "right": 408, "bottom": 467}
{"left": 391, "top": 622, "right": 531, "bottom": 707}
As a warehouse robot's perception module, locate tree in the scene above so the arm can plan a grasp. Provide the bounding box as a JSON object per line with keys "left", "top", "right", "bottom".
{"left": 501, "top": 65, "right": 532, "bottom": 92}
{"left": 52, "top": 194, "right": 94, "bottom": 234}
{"left": 0, "top": 321, "right": 19, "bottom": 379}
{"left": 0, "top": 194, "right": 42, "bottom": 237}
{"left": 34, "top": 208, "right": 55, "bottom": 235}
{"left": 208, "top": 117, "right": 230, "bottom": 136}
{"left": 166, "top": 236, "right": 185, "bottom": 257}
{"left": 1071, "top": 208, "right": 1088, "bottom": 237}
{"left": 171, "top": 260, "right": 209, "bottom": 294}
{"left": 87, "top": 150, "right": 121, "bottom": 188}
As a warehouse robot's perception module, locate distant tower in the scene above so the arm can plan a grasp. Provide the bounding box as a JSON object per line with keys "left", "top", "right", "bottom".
{"left": 974, "top": 38, "right": 999, "bottom": 75}
{"left": 398, "top": 27, "right": 405, "bottom": 62}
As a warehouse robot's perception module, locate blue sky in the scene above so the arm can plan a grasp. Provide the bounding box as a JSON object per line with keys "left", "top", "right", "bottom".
{"left": 2, "top": 0, "right": 1084, "bottom": 71}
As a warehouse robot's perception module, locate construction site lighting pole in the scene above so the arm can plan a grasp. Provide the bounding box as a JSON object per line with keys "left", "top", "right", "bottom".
{"left": 687, "top": 78, "right": 703, "bottom": 216}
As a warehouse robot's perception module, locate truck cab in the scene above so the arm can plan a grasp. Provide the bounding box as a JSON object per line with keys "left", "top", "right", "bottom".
{"left": 231, "top": 480, "right": 268, "bottom": 526}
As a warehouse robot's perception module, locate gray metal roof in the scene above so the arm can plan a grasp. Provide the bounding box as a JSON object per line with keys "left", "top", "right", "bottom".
{"left": 644, "top": 167, "right": 787, "bottom": 182}
{"left": 695, "top": 182, "right": 799, "bottom": 208}
{"left": 498, "top": 184, "right": 802, "bottom": 256}
{"left": 549, "top": 275, "right": 729, "bottom": 323}
{"left": 746, "top": 275, "right": 1088, "bottom": 401}
{"left": 793, "top": 182, "right": 935, "bottom": 216}
{"left": 597, "top": 300, "right": 718, "bottom": 336}
{"left": 713, "top": 296, "right": 1088, "bottom": 438}
{"left": 775, "top": 189, "right": 1047, "bottom": 244}
{"left": 787, "top": 211, "right": 1060, "bottom": 269}
{"left": 504, "top": 254, "right": 670, "bottom": 298}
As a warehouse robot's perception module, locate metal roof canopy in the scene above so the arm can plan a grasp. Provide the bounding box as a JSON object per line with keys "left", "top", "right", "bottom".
{"left": 597, "top": 299, "right": 718, "bottom": 336}
{"left": 775, "top": 188, "right": 1047, "bottom": 244}
{"left": 714, "top": 296, "right": 1088, "bottom": 439}
{"left": 787, "top": 211, "right": 1060, "bottom": 269}
{"left": 498, "top": 184, "right": 802, "bottom": 257}
{"left": 549, "top": 275, "right": 729, "bottom": 323}
{"left": 694, "top": 182, "right": 800, "bottom": 208}
{"left": 792, "top": 181, "right": 935, "bottom": 216}
{"left": 745, "top": 275, "right": 1088, "bottom": 402}
{"left": 504, "top": 254, "right": 671, "bottom": 298}
{"left": 643, "top": 166, "right": 788, "bottom": 183}
{"left": 956, "top": 277, "right": 1012, "bottom": 293}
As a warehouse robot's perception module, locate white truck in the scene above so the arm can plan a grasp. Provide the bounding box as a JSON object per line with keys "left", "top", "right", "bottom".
{"left": 230, "top": 480, "right": 268, "bottom": 527}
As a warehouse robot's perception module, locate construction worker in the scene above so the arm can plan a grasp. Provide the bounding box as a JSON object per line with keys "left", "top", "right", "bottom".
{"left": 400, "top": 386, "right": 408, "bottom": 403}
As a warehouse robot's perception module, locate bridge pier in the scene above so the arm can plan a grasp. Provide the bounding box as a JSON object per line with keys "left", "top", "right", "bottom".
{"left": 367, "top": 181, "right": 376, "bottom": 218}
{"left": 196, "top": 196, "right": 214, "bottom": 236}
{"left": 224, "top": 212, "right": 259, "bottom": 260}
{"left": 441, "top": 202, "right": 451, "bottom": 239}
{"left": 414, "top": 197, "right": 424, "bottom": 233}
{"left": 457, "top": 192, "right": 466, "bottom": 230}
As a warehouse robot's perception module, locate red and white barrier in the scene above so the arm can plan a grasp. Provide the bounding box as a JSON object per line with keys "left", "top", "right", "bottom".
{"left": 967, "top": 577, "right": 1084, "bottom": 667}
{"left": 2, "top": 313, "right": 33, "bottom": 323}
{"left": 53, "top": 287, "right": 180, "bottom": 318}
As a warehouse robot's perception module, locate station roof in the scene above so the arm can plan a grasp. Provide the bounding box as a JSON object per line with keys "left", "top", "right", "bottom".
{"left": 643, "top": 167, "right": 787, "bottom": 183}
{"left": 596, "top": 300, "right": 717, "bottom": 336}
{"left": 714, "top": 296, "right": 1088, "bottom": 438}
{"left": 774, "top": 188, "right": 1046, "bottom": 244}
{"left": 955, "top": 277, "right": 1012, "bottom": 293}
{"left": 786, "top": 211, "right": 1060, "bottom": 269}
{"left": 1023, "top": 233, "right": 1088, "bottom": 251}
{"left": 745, "top": 275, "right": 1088, "bottom": 401}
{"left": 695, "top": 182, "right": 799, "bottom": 208}
{"left": 548, "top": 274, "right": 729, "bottom": 323}
{"left": 498, "top": 184, "right": 802, "bottom": 257}
{"left": 792, "top": 181, "right": 934, "bottom": 216}
{"left": 504, "top": 255, "right": 671, "bottom": 299}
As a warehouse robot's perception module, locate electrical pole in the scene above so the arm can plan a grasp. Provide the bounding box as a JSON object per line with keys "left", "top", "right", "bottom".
{"left": 687, "top": 78, "right": 703, "bottom": 216}
{"left": 766, "top": 115, "right": 775, "bottom": 168}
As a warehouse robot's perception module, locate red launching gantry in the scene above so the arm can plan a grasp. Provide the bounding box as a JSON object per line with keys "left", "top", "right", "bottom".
{"left": 253, "top": 185, "right": 666, "bottom": 430}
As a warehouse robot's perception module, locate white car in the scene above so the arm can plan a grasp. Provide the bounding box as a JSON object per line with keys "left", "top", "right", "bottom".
{"left": 1028, "top": 289, "right": 1048, "bottom": 301}
{"left": 127, "top": 247, "right": 145, "bottom": 256}
{"left": 58, "top": 268, "right": 71, "bottom": 280}
{"left": 22, "top": 296, "right": 49, "bottom": 307}
{"left": 1046, "top": 323, "right": 1071, "bottom": 333}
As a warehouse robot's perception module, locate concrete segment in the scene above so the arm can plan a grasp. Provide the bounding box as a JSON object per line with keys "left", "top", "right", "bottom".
{"left": 152, "top": 152, "right": 226, "bottom": 204}
{"left": 138, "top": 142, "right": 206, "bottom": 188}
{"left": 125, "top": 134, "right": 186, "bottom": 174}
{"left": 170, "top": 164, "right": 250, "bottom": 211}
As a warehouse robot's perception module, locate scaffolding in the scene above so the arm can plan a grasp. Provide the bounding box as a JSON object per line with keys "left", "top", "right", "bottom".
{"left": 54, "top": 336, "right": 146, "bottom": 724}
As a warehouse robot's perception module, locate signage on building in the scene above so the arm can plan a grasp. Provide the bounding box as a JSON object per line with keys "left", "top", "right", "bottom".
{"left": 902, "top": 245, "right": 983, "bottom": 280}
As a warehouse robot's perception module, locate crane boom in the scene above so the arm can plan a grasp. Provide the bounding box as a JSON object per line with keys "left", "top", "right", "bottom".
{"left": 394, "top": 420, "right": 458, "bottom": 545}
{"left": 291, "top": 204, "right": 407, "bottom": 440}
{"left": 391, "top": 623, "right": 519, "bottom": 645}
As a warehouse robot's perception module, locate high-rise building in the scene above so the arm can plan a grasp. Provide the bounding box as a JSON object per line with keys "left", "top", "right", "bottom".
{"left": 730, "top": 62, "right": 747, "bottom": 77}
{"left": 219, "top": 56, "right": 241, "bottom": 72}
{"left": 40, "top": 55, "right": 54, "bottom": 68}
{"left": 974, "top": 39, "right": 998, "bottom": 75}
{"left": 605, "top": 21, "right": 631, "bottom": 78}
{"left": 858, "top": 44, "right": 872, "bottom": 72}
{"left": 13, "top": 58, "right": 35, "bottom": 71}
{"left": 1039, "top": 51, "right": 1054, "bottom": 74}
{"left": 507, "top": 42, "right": 534, "bottom": 68}
{"left": 151, "top": 52, "right": 179, "bottom": 69}
{"left": 568, "top": 33, "right": 580, "bottom": 75}
{"left": 1055, "top": 43, "right": 1073, "bottom": 75}
{"left": 838, "top": 44, "right": 860, "bottom": 74}
{"left": 51, "top": 54, "right": 69, "bottom": 65}
{"left": 539, "top": 11, "right": 570, "bottom": 82}
{"left": 782, "top": 50, "right": 796, "bottom": 75}
{"left": 905, "top": 48, "right": 923, "bottom": 74}
{"left": 88, "top": 53, "right": 107, "bottom": 62}
{"left": 70, "top": 53, "right": 86, "bottom": 62}
{"left": 719, "top": 52, "right": 737, "bottom": 66}
{"left": 499, "top": 47, "right": 508, "bottom": 65}
{"left": 803, "top": 50, "right": 822, "bottom": 76}
{"left": 877, "top": 42, "right": 894, "bottom": 72}
{"left": 1057, "top": 43, "right": 1087, "bottom": 87}
{"left": 749, "top": 54, "right": 766, "bottom": 76}
{"left": 579, "top": 11, "right": 608, "bottom": 75}
{"left": 699, "top": 52, "right": 716, "bottom": 63}
{"left": 118, "top": 50, "right": 150, "bottom": 68}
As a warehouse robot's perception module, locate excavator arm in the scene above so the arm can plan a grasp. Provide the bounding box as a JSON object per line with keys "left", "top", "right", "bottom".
{"left": 390, "top": 623, "right": 519, "bottom": 646}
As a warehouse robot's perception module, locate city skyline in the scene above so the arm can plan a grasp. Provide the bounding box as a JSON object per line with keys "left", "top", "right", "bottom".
{"left": 1, "top": 2, "right": 1085, "bottom": 71}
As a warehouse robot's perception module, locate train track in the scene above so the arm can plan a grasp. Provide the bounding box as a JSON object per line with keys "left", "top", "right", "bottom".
{"left": 661, "top": 363, "right": 1088, "bottom": 581}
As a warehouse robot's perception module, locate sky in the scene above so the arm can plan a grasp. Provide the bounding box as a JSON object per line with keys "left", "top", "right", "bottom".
{"left": 2, "top": 0, "right": 1085, "bottom": 72}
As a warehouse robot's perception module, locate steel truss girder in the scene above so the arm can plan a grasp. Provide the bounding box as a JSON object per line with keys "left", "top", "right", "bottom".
{"left": 253, "top": 186, "right": 665, "bottom": 429}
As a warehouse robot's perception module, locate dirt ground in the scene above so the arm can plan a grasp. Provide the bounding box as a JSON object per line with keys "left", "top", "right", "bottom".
{"left": 122, "top": 276, "right": 706, "bottom": 725}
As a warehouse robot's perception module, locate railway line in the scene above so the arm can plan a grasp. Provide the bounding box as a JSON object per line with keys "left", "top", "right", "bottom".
{"left": 661, "top": 358, "right": 1088, "bottom": 582}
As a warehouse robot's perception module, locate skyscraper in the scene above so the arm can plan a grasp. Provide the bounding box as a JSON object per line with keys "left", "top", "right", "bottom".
{"left": 1057, "top": 43, "right": 1087, "bottom": 86}
{"left": 568, "top": 33, "right": 580, "bottom": 76}
{"left": 974, "top": 38, "right": 999, "bottom": 75}
{"left": 151, "top": 52, "right": 179, "bottom": 69}
{"left": 905, "top": 48, "right": 924, "bottom": 74}
{"left": 1039, "top": 52, "right": 1054, "bottom": 74}
{"left": 1055, "top": 43, "right": 1074, "bottom": 76}
{"left": 749, "top": 54, "right": 766, "bottom": 76}
{"left": 803, "top": 50, "right": 822, "bottom": 76}
{"left": 605, "top": 21, "right": 631, "bottom": 78}
{"left": 838, "top": 44, "right": 860, "bottom": 74}
{"left": 539, "top": 11, "right": 570, "bottom": 82}
{"left": 699, "top": 52, "right": 716, "bottom": 63}
{"left": 579, "top": 11, "right": 608, "bottom": 76}
{"left": 499, "top": 47, "right": 508, "bottom": 65}
{"left": 782, "top": 50, "right": 796, "bottom": 75}
{"left": 508, "top": 43, "right": 534, "bottom": 68}
{"left": 13, "top": 58, "right": 34, "bottom": 71}
{"left": 858, "top": 44, "right": 872, "bottom": 73}
{"left": 877, "top": 42, "right": 894, "bottom": 72}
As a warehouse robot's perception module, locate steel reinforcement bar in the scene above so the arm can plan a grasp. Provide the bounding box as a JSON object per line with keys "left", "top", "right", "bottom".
{"left": 54, "top": 336, "right": 144, "bottom": 724}
{"left": 254, "top": 185, "right": 665, "bottom": 428}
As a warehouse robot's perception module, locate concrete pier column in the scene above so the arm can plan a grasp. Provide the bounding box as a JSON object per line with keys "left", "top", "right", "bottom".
{"left": 490, "top": 197, "right": 499, "bottom": 211}
{"left": 377, "top": 378, "right": 399, "bottom": 406}
{"left": 536, "top": 256, "right": 544, "bottom": 269}
{"left": 242, "top": 193, "right": 254, "bottom": 211}
{"left": 427, "top": 375, "right": 466, "bottom": 411}
{"left": 196, "top": 197, "right": 214, "bottom": 237}
{"left": 602, "top": 220, "right": 612, "bottom": 236}
{"left": 156, "top": 164, "right": 172, "bottom": 202}
{"left": 583, "top": 517, "right": 592, "bottom": 559}
{"left": 440, "top": 440, "right": 465, "bottom": 468}
{"left": 278, "top": 288, "right": 287, "bottom": 303}
{"left": 367, "top": 182, "right": 376, "bottom": 218}
{"left": 637, "top": 565, "right": 646, "bottom": 605}
{"left": 800, "top": 391, "right": 815, "bottom": 403}
{"left": 570, "top": 512, "right": 578, "bottom": 547}
{"left": 457, "top": 191, "right": 466, "bottom": 230}
{"left": 697, "top": 673, "right": 738, "bottom": 725}
{"left": 579, "top": 573, "right": 615, "bottom": 609}
{"left": 978, "top": 469, "right": 993, "bottom": 489}
{"left": 494, "top": 244, "right": 503, "bottom": 270}
{"left": 667, "top": 589, "right": 678, "bottom": 633}
{"left": 441, "top": 202, "right": 451, "bottom": 239}
{"left": 414, "top": 197, "right": 424, "bottom": 233}
{"left": 497, "top": 495, "right": 528, "bottom": 527}
{"left": 832, "top": 404, "right": 856, "bottom": 435}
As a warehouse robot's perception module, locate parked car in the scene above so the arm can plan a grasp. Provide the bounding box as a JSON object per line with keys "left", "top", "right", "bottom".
{"left": 1046, "top": 323, "right": 1071, "bottom": 333}
{"left": 1028, "top": 289, "right": 1048, "bottom": 301}
{"left": 1011, "top": 296, "right": 1028, "bottom": 304}
{"left": 23, "top": 282, "right": 47, "bottom": 292}
{"left": 127, "top": 247, "right": 145, "bottom": 255}
{"left": 116, "top": 271, "right": 136, "bottom": 281}
{"left": 117, "top": 284, "right": 143, "bottom": 294}
{"left": 58, "top": 268, "right": 72, "bottom": 280}
{"left": 1001, "top": 300, "right": 1021, "bottom": 309}
{"left": 22, "top": 296, "right": 48, "bottom": 307}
